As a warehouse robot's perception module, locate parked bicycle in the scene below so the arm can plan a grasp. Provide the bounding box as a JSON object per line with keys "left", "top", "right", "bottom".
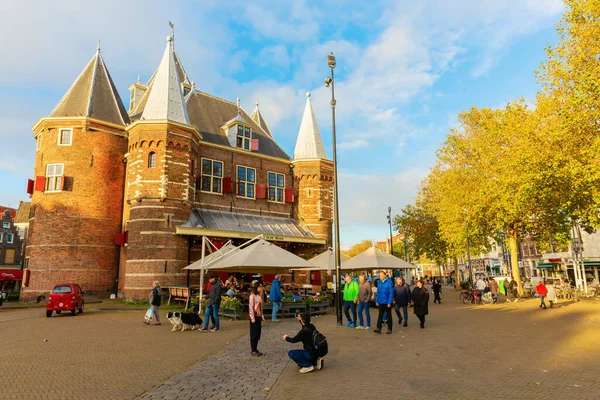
{"left": 459, "top": 289, "right": 481, "bottom": 305}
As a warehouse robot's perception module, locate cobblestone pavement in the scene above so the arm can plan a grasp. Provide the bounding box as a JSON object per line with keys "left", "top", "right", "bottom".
{"left": 0, "top": 306, "right": 247, "bottom": 400}
{"left": 268, "top": 294, "right": 600, "bottom": 400}
{"left": 137, "top": 318, "right": 298, "bottom": 400}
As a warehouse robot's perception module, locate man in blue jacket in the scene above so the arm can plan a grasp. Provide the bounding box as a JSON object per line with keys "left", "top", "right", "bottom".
{"left": 374, "top": 271, "right": 394, "bottom": 334}
{"left": 270, "top": 274, "right": 283, "bottom": 322}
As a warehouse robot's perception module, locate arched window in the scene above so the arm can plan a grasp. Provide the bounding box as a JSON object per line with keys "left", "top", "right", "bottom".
{"left": 148, "top": 152, "right": 156, "bottom": 168}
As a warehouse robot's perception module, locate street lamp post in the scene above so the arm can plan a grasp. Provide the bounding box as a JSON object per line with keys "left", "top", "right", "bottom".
{"left": 325, "top": 52, "right": 343, "bottom": 326}
{"left": 464, "top": 211, "right": 473, "bottom": 285}
{"left": 387, "top": 207, "right": 394, "bottom": 257}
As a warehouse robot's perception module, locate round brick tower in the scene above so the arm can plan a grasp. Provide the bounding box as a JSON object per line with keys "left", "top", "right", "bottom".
{"left": 120, "top": 37, "right": 199, "bottom": 300}
{"left": 21, "top": 46, "right": 130, "bottom": 301}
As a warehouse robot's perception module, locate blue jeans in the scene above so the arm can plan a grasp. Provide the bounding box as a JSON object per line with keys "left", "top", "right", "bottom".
{"left": 272, "top": 301, "right": 281, "bottom": 321}
{"left": 343, "top": 301, "right": 357, "bottom": 323}
{"left": 394, "top": 304, "right": 408, "bottom": 324}
{"left": 204, "top": 304, "right": 220, "bottom": 328}
{"left": 540, "top": 296, "right": 546, "bottom": 309}
{"left": 288, "top": 349, "right": 315, "bottom": 368}
{"left": 357, "top": 301, "right": 371, "bottom": 327}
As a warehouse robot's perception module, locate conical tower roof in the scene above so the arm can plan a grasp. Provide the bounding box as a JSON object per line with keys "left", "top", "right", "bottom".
{"left": 250, "top": 100, "right": 273, "bottom": 138}
{"left": 293, "top": 92, "right": 328, "bottom": 160}
{"left": 50, "top": 43, "right": 130, "bottom": 126}
{"left": 141, "top": 36, "right": 190, "bottom": 124}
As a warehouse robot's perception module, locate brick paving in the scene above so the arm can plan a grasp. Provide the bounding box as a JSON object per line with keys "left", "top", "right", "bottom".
{"left": 268, "top": 293, "right": 600, "bottom": 400}
{"left": 2, "top": 294, "right": 600, "bottom": 400}
{"left": 137, "top": 318, "right": 299, "bottom": 400}
{"left": 0, "top": 306, "right": 247, "bottom": 400}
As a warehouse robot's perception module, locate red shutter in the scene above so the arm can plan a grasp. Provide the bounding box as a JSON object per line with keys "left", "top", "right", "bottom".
{"left": 251, "top": 138, "right": 259, "bottom": 151}
{"left": 35, "top": 176, "right": 46, "bottom": 192}
{"left": 256, "top": 184, "right": 266, "bottom": 199}
{"left": 26, "top": 179, "right": 34, "bottom": 195}
{"left": 59, "top": 177, "right": 65, "bottom": 191}
{"left": 284, "top": 188, "right": 294, "bottom": 203}
{"left": 222, "top": 177, "right": 232, "bottom": 194}
{"left": 114, "top": 233, "right": 124, "bottom": 246}
{"left": 124, "top": 230, "right": 129, "bottom": 244}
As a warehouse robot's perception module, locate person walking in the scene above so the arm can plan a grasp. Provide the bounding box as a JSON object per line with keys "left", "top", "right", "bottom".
{"left": 374, "top": 271, "right": 394, "bottom": 334}
{"left": 145, "top": 281, "right": 162, "bottom": 325}
{"left": 412, "top": 279, "right": 430, "bottom": 329}
{"left": 510, "top": 276, "right": 519, "bottom": 302}
{"left": 200, "top": 275, "right": 222, "bottom": 332}
{"left": 536, "top": 280, "right": 548, "bottom": 309}
{"left": 488, "top": 277, "right": 499, "bottom": 303}
{"left": 282, "top": 312, "right": 323, "bottom": 374}
{"left": 270, "top": 274, "right": 283, "bottom": 322}
{"left": 545, "top": 280, "right": 556, "bottom": 308}
{"left": 503, "top": 277, "right": 511, "bottom": 302}
{"left": 249, "top": 282, "right": 265, "bottom": 357}
{"left": 432, "top": 278, "right": 442, "bottom": 304}
{"left": 356, "top": 274, "right": 372, "bottom": 329}
{"left": 343, "top": 275, "right": 359, "bottom": 328}
{"left": 393, "top": 277, "right": 411, "bottom": 327}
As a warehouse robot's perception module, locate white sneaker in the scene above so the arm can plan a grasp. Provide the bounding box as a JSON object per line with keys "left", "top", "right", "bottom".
{"left": 316, "top": 358, "right": 323, "bottom": 370}
{"left": 300, "top": 366, "right": 315, "bottom": 374}
{"left": 514, "top": 299, "right": 518, "bottom": 303}
{"left": 355, "top": 326, "right": 363, "bottom": 329}
{"left": 365, "top": 326, "right": 370, "bottom": 330}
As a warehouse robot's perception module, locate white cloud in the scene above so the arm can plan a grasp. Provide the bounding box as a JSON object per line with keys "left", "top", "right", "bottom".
{"left": 257, "top": 45, "right": 291, "bottom": 70}
{"left": 338, "top": 139, "right": 369, "bottom": 150}
{"left": 243, "top": 1, "right": 320, "bottom": 42}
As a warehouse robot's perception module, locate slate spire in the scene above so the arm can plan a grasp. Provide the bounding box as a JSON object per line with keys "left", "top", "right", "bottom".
{"left": 50, "top": 43, "right": 130, "bottom": 126}
{"left": 141, "top": 36, "right": 190, "bottom": 124}
{"left": 293, "top": 92, "right": 328, "bottom": 160}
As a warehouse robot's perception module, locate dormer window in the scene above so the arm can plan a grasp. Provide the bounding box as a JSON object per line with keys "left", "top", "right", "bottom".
{"left": 182, "top": 82, "right": 192, "bottom": 97}
{"left": 237, "top": 125, "right": 251, "bottom": 150}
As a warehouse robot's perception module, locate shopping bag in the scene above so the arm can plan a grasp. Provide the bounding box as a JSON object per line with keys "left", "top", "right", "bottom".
{"left": 144, "top": 308, "right": 154, "bottom": 322}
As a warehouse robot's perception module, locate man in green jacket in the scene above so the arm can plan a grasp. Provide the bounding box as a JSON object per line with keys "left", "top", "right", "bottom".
{"left": 343, "top": 275, "right": 359, "bottom": 328}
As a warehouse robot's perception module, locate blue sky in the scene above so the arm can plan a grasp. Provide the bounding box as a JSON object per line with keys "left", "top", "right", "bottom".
{"left": 0, "top": 0, "right": 564, "bottom": 248}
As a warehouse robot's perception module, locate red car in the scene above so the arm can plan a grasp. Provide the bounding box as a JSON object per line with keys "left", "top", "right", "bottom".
{"left": 46, "top": 284, "right": 85, "bottom": 317}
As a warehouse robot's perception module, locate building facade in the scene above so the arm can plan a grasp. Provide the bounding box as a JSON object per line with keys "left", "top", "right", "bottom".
{"left": 0, "top": 209, "right": 23, "bottom": 292}
{"left": 21, "top": 37, "right": 333, "bottom": 301}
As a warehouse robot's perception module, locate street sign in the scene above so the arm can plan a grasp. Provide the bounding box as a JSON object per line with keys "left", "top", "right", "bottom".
{"left": 465, "top": 265, "right": 470, "bottom": 269}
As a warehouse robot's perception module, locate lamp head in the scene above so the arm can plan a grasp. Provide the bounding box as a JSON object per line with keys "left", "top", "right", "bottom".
{"left": 327, "top": 52, "right": 336, "bottom": 68}
{"left": 324, "top": 77, "right": 332, "bottom": 87}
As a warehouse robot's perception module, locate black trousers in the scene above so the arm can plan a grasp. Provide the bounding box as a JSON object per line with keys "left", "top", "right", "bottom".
{"left": 434, "top": 291, "right": 441, "bottom": 303}
{"left": 417, "top": 315, "right": 426, "bottom": 327}
{"left": 250, "top": 319, "right": 262, "bottom": 352}
{"left": 376, "top": 304, "right": 392, "bottom": 331}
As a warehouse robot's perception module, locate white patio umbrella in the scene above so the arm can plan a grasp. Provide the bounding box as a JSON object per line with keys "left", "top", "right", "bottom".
{"left": 342, "top": 246, "right": 417, "bottom": 271}
{"left": 202, "top": 239, "right": 315, "bottom": 273}
{"left": 183, "top": 242, "right": 238, "bottom": 270}
{"left": 292, "top": 248, "right": 349, "bottom": 271}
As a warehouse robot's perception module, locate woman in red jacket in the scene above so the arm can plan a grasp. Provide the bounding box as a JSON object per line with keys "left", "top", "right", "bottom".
{"left": 536, "top": 281, "right": 548, "bottom": 309}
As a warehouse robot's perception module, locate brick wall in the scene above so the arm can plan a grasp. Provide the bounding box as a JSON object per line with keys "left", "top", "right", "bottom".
{"left": 21, "top": 118, "right": 127, "bottom": 301}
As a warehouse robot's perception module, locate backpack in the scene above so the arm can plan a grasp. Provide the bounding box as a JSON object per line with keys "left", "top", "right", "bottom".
{"left": 312, "top": 329, "right": 328, "bottom": 358}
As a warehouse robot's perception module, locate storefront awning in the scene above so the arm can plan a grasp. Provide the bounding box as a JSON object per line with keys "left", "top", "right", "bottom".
{"left": 0, "top": 269, "right": 23, "bottom": 281}
{"left": 536, "top": 262, "right": 557, "bottom": 269}
{"left": 584, "top": 261, "right": 600, "bottom": 267}
{"left": 177, "top": 209, "right": 326, "bottom": 245}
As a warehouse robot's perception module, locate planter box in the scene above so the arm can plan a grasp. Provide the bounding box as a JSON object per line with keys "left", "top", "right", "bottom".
{"left": 307, "top": 302, "right": 330, "bottom": 315}
{"left": 219, "top": 308, "right": 243, "bottom": 320}
{"left": 281, "top": 303, "right": 307, "bottom": 318}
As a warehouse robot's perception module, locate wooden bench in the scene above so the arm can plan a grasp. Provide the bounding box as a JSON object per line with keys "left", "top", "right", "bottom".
{"left": 167, "top": 286, "right": 192, "bottom": 310}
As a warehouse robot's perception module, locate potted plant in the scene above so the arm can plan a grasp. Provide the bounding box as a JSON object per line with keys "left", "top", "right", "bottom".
{"left": 305, "top": 294, "right": 331, "bottom": 315}
{"left": 219, "top": 297, "right": 243, "bottom": 320}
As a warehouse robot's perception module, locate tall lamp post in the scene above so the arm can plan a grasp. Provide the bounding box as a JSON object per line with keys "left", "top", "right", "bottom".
{"left": 464, "top": 210, "right": 473, "bottom": 284}
{"left": 325, "top": 52, "right": 343, "bottom": 326}
{"left": 387, "top": 207, "right": 394, "bottom": 256}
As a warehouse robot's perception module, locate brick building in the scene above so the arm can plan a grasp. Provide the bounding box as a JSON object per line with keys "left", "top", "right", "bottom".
{"left": 1, "top": 209, "right": 23, "bottom": 291}
{"left": 21, "top": 37, "right": 333, "bottom": 301}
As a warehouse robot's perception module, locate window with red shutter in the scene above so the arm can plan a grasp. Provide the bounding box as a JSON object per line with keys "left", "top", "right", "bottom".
{"left": 26, "top": 179, "right": 34, "bottom": 195}
{"left": 284, "top": 188, "right": 294, "bottom": 203}
{"left": 222, "top": 177, "right": 232, "bottom": 194}
{"left": 251, "top": 138, "right": 259, "bottom": 151}
{"left": 256, "top": 184, "right": 266, "bottom": 199}
{"left": 114, "top": 233, "right": 124, "bottom": 246}
{"left": 34, "top": 176, "right": 46, "bottom": 192}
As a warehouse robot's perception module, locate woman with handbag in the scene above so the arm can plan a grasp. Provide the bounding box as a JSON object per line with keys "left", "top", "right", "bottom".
{"left": 249, "top": 281, "right": 265, "bottom": 357}
{"left": 412, "top": 279, "right": 430, "bottom": 329}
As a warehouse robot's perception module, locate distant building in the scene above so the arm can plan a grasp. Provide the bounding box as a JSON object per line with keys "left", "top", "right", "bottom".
{"left": 0, "top": 209, "right": 23, "bottom": 291}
